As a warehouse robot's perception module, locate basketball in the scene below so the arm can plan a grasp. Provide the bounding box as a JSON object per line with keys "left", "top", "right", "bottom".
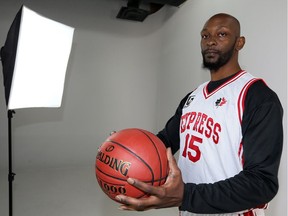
{"left": 95, "top": 128, "right": 169, "bottom": 202}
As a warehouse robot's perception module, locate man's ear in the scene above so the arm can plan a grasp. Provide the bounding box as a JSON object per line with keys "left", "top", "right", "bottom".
{"left": 235, "top": 36, "right": 245, "bottom": 51}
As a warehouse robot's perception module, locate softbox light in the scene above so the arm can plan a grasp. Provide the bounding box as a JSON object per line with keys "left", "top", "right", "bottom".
{"left": 0, "top": 5, "right": 75, "bottom": 216}
{"left": 0, "top": 5, "right": 74, "bottom": 110}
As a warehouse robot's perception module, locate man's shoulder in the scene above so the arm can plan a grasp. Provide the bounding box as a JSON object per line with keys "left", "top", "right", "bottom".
{"left": 245, "top": 79, "right": 282, "bottom": 110}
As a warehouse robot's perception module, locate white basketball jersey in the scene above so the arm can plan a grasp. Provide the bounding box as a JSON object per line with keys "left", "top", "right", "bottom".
{"left": 178, "top": 71, "right": 265, "bottom": 216}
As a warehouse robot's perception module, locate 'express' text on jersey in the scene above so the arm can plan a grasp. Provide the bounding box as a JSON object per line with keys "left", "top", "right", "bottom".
{"left": 180, "top": 111, "right": 221, "bottom": 144}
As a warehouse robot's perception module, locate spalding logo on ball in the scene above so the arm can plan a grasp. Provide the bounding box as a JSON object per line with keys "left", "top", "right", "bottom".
{"left": 95, "top": 128, "right": 169, "bottom": 202}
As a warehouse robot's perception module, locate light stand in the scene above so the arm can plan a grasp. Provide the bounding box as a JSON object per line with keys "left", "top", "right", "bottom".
{"left": 8, "top": 110, "right": 15, "bottom": 216}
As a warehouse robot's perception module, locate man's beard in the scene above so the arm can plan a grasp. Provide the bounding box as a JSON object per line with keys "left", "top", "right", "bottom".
{"left": 201, "top": 44, "right": 235, "bottom": 71}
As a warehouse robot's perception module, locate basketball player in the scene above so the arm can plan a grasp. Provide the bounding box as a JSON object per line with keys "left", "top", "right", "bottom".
{"left": 115, "top": 13, "right": 283, "bottom": 216}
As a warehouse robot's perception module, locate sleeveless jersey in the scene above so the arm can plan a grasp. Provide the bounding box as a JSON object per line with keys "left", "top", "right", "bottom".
{"left": 178, "top": 71, "right": 266, "bottom": 216}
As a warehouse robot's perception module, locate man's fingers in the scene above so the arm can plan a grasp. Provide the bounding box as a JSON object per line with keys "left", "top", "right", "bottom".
{"left": 167, "top": 148, "right": 176, "bottom": 167}
{"left": 127, "top": 178, "right": 164, "bottom": 196}
{"left": 118, "top": 205, "right": 134, "bottom": 211}
{"left": 166, "top": 148, "right": 179, "bottom": 178}
{"left": 116, "top": 195, "right": 147, "bottom": 211}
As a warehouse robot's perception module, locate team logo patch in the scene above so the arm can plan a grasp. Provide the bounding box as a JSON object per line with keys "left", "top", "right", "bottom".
{"left": 184, "top": 95, "right": 195, "bottom": 108}
{"left": 215, "top": 97, "right": 227, "bottom": 108}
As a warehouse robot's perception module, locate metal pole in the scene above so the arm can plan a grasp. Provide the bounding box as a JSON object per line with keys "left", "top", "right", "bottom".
{"left": 8, "top": 110, "right": 15, "bottom": 216}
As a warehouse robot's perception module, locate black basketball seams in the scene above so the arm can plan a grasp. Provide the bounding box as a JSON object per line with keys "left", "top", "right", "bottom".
{"left": 96, "top": 165, "right": 127, "bottom": 182}
{"left": 106, "top": 139, "right": 156, "bottom": 183}
{"left": 137, "top": 129, "right": 165, "bottom": 186}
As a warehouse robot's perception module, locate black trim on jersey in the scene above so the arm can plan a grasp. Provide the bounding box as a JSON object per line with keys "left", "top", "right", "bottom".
{"left": 157, "top": 76, "right": 283, "bottom": 214}
{"left": 207, "top": 72, "right": 240, "bottom": 93}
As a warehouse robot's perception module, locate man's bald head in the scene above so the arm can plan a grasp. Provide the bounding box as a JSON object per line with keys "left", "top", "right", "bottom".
{"left": 204, "top": 13, "right": 241, "bottom": 37}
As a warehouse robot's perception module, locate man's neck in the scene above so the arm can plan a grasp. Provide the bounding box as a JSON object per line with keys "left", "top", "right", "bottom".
{"left": 210, "top": 65, "right": 242, "bottom": 81}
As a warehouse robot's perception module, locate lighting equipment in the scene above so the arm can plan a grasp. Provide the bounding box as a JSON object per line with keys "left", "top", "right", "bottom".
{"left": 0, "top": 5, "right": 74, "bottom": 216}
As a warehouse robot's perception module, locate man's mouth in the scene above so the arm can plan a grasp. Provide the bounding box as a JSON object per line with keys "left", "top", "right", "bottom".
{"left": 204, "top": 49, "right": 220, "bottom": 58}
{"left": 204, "top": 49, "right": 219, "bottom": 54}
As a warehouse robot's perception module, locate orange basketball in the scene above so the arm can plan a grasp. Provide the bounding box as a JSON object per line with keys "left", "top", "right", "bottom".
{"left": 95, "top": 128, "right": 168, "bottom": 202}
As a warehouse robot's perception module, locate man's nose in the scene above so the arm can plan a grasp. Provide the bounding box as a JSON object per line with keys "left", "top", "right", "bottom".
{"left": 207, "top": 36, "right": 217, "bottom": 46}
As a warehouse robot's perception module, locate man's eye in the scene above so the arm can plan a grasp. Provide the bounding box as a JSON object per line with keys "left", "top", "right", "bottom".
{"left": 201, "top": 34, "right": 208, "bottom": 39}
{"left": 218, "top": 32, "right": 227, "bottom": 37}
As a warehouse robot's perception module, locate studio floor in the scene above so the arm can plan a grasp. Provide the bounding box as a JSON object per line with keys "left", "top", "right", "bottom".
{"left": 0, "top": 166, "right": 178, "bottom": 216}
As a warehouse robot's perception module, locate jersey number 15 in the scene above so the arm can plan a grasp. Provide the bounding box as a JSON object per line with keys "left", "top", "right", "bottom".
{"left": 182, "top": 134, "right": 203, "bottom": 162}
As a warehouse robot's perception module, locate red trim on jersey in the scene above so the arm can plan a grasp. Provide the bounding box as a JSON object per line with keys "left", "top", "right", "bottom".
{"left": 237, "top": 78, "right": 262, "bottom": 168}
{"left": 257, "top": 203, "right": 268, "bottom": 209}
{"left": 237, "top": 78, "right": 262, "bottom": 124}
{"left": 240, "top": 204, "right": 268, "bottom": 216}
{"left": 203, "top": 70, "right": 246, "bottom": 99}
{"left": 242, "top": 210, "right": 255, "bottom": 216}
{"left": 237, "top": 78, "right": 268, "bottom": 216}
{"left": 238, "top": 142, "right": 244, "bottom": 166}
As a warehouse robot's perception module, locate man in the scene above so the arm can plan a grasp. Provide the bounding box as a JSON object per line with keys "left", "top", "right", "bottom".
{"left": 115, "top": 13, "right": 283, "bottom": 216}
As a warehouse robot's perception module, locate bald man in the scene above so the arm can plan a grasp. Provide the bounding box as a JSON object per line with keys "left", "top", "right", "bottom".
{"left": 115, "top": 13, "right": 283, "bottom": 216}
